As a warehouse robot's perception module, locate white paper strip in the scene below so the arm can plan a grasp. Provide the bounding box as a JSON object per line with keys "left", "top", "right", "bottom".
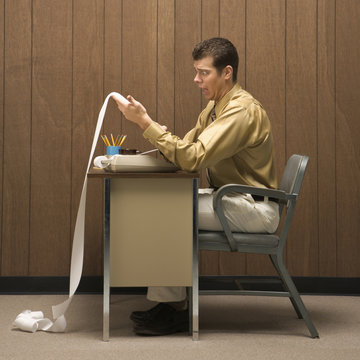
{"left": 14, "top": 310, "right": 66, "bottom": 333}
{"left": 94, "top": 155, "right": 113, "bottom": 169}
{"left": 14, "top": 92, "right": 128, "bottom": 333}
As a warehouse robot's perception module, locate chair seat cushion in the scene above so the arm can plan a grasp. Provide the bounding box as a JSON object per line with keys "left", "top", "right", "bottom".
{"left": 199, "top": 230, "right": 279, "bottom": 252}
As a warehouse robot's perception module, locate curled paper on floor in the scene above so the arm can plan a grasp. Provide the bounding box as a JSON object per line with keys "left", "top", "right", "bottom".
{"left": 13, "top": 310, "right": 66, "bottom": 333}
{"left": 13, "top": 92, "right": 123, "bottom": 333}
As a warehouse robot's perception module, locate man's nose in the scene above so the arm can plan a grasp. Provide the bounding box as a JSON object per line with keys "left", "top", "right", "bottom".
{"left": 194, "top": 73, "right": 201, "bottom": 84}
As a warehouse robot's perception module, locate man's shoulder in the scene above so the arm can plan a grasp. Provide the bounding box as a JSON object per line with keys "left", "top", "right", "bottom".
{"left": 232, "top": 87, "right": 257, "bottom": 103}
{"left": 228, "top": 88, "right": 264, "bottom": 112}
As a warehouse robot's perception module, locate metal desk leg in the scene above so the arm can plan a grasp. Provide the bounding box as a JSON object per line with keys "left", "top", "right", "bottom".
{"left": 103, "top": 179, "right": 110, "bottom": 341}
{"left": 192, "top": 178, "right": 199, "bottom": 341}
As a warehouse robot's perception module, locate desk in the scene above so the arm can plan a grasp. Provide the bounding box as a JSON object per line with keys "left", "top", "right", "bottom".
{"left": 88, "top": 169, "right": 199, "bottom": 341}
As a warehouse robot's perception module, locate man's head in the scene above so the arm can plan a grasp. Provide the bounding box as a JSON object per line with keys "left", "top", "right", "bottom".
{"left": 192, "top": 38, "right": 238, "bottom": 102}
{"left": 192, "top": 37, "right": 239, "bottom": 82}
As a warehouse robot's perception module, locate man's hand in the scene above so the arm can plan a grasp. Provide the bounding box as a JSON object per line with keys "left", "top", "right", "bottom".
{"left": 112, "top": 94, "right": 153, "bottom": 131}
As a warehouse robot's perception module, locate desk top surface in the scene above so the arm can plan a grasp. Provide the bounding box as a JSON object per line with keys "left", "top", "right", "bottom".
{"left": 88, "top": 168, "right": 200, "bottom": 179}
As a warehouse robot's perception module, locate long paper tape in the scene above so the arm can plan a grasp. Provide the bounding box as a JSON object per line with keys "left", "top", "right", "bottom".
{"left": 13, "top": 92, "right": 128, "bottom": 332}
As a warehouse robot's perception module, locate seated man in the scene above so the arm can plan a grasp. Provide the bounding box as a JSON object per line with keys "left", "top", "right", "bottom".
{"left": 113, "top": 37, "right": 279, "bottom": 336}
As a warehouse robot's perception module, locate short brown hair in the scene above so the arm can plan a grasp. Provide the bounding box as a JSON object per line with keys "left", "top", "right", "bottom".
{"left": 192, "top": 37, "right": 239, "bottom": 82}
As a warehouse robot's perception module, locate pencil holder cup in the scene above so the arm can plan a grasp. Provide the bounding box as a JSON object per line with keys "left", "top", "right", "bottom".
{"left": 106, "top": 146, "right": 121, "bottom": 155}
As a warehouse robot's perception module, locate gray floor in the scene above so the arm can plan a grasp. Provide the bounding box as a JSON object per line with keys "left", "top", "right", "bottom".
{"left": 2, "top": 294, "right": 360, "bottom": 360}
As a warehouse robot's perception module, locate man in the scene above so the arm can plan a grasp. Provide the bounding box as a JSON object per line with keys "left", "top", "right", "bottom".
{"left": 113, "top": 38, "right": 279, "bottom": 336}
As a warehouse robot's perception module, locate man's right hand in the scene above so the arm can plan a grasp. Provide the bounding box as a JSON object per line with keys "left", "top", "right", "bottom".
{"left": 112, "top": 94, "right": 153, "bottom": 131}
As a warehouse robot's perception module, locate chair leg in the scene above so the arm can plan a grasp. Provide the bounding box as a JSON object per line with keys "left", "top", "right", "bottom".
{"left": 270, "top": 254, "right": 319, "bottom": 338}
{"left": 269, "top": 255, "right": 303, "bottom": 319}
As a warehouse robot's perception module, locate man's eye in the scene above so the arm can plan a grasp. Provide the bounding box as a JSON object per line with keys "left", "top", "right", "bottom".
{"left": 201, "top": 71, "right": 208, "bottom": 76}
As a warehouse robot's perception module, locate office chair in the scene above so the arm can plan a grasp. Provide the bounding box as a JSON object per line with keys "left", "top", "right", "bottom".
{"left": 198, "top": 154, "right": 319, "bottom": 338}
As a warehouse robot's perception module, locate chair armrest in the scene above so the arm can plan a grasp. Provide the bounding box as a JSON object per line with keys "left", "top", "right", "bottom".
{"left": 211, "top": 184, "right": 295, "bottom": 252}
{"left": 213, "top": 184, "right": 296, "bottom": 204}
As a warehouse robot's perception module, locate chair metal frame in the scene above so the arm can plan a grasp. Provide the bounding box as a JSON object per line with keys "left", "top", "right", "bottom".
{"left": 197, "top": 154, "right": 319, "bottom": 338}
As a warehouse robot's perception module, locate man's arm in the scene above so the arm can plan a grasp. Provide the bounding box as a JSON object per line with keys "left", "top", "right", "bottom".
{"left": 113, "top": 95, "right": 167, "bottom": 132}
{"left": 143, "top": 105, "right": 261, "bottom": 172}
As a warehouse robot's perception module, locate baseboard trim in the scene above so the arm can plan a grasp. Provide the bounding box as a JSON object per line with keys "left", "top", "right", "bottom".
{"left": 199, "top": 276, "right": 360, "bottom": 295}
{"left": 0, "top": 276, "right": 359, "bottom": 295}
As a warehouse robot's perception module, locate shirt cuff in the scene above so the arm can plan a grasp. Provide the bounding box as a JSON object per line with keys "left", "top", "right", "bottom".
{"left": 143, "top": 122, "right": 165, "bottom": 141}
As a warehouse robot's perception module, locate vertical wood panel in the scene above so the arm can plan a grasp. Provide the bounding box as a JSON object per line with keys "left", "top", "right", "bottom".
{"left": 336, "top": 0, "right": 360, "bottom": 277}
{"left": 0, "top": 0, "right": 5, "bottom": 276}
{"left": 122, "top": 0, "right": 157, "bottom": 152}
{"left": 220, "top": 0, "right": 245, "bottom": 85}
{"left": 103, "top": 0, "right": 122, "bottom": 169}
{"left": 246, "top": 0, "right": 286, "bottom": 176}
{"left": 175, "top": 0, "right": 201, "bottom": 138}
{"left": 318, "top": 0, "right": 336, "bottom": 276}
{"left": 158, "top": 0, "right": 175, "bottom": 132}
{"left": 201, "top": 0, "right": 219, "bottom": 38}
{"left": 2, "top": 0, "right": 32, "bottom": 275}
{"left": 286, "top": 0, "right": 318, "bottom": 276}
{"left": 72, "top": 0, "right": 104, "bottom": 275}
{"left": 201, "top": 0, "right": 220, "bottom": 40}
{"left": 201, "top": 0, "right": 219, "bottom": 113}
{"left": 0, "top": 0, "right": 4, "bottom": 274}
{"left": 30, "top": 0, "right": 73, "bottom": 275}
{"left": 245, "top": 0, "right": 286, "bottom": 276}
{"left": 218, "top": 0, "right": 246, "bottom": 276}
{"left": 104, "top": 0, "right": 123, "bottom": 135}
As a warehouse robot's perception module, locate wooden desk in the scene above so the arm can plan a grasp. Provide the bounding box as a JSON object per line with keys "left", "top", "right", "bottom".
{"left": 88, "top": 169, "right": 199, "bottom": 341}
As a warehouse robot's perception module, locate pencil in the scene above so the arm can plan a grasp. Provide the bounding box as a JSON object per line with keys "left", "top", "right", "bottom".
{"left": 101, "top": 135, "right": 108, "bottom": 146}
{"left": 114, "top": 134, "right": 120, "bottom": 146}
{"left": 116, "top": 135, "right": 122, "bottom": 146}
{"left": 111, "top": 133, "right": 115, "bottom": 146}
{"left": 119, "top": 135, "right": 127, "bottom": 146}
{"left": 104, "top": 135, "right": 111, "bottom": 146}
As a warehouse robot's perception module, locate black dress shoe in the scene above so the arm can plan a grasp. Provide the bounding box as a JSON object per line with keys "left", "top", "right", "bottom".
{"left": 130, "top": 303, "right": 176, "bottom": 324}
{"left": 134, "top": 309, "right": 189, "bottom": 336}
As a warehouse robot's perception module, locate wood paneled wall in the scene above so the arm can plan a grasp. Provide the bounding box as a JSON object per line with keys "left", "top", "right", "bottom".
{"left": 1, "top": 0, "right": 359, "bottom": 278}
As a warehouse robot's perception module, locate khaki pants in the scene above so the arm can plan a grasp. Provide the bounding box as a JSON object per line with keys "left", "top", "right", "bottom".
{"left": 147, "top": 189, "right": 280, "bottom": 302}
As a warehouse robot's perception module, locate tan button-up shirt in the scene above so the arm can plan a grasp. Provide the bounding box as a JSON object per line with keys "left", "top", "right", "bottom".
{"left": 143, "top": 83, "right": 277, "bottom": 189}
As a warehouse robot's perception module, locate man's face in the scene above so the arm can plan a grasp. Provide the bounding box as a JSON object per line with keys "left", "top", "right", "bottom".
{"left": 193, "top": 56, "right": 231, "bottom": 102}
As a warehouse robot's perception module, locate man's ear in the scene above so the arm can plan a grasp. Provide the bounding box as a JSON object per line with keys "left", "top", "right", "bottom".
{"left": 223, "top": 65, "right": 233, "bottom": 80}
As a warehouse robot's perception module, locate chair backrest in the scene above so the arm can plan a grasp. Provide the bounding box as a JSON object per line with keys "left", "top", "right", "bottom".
{"left": 279, "top": 154, "right": 309, "bottom": 196}
{"left": 276, "top": 154, "right": 309, "bottom": 247}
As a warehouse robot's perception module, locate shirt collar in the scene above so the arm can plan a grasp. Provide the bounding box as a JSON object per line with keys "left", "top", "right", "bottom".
{"left": 213, "top": 83, "right": 242, "bottom": 118}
